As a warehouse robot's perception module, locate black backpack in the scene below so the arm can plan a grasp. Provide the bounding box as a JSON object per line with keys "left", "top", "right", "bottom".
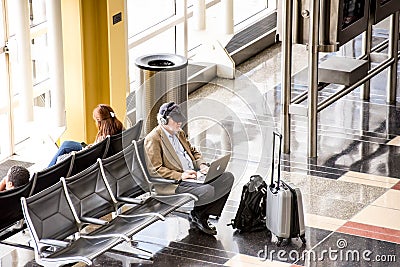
{"left": 228, "top": 175, "right": 269, "bottom": 232}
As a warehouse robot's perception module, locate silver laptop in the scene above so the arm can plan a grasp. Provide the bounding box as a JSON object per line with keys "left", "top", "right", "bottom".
{"left": 187, "top": 153, "right": 231, "bottom": 184}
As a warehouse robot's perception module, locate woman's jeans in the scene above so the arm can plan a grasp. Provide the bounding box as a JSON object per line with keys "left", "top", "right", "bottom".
{"left": 48, "top": 141, "right": 82, "bottom": 167}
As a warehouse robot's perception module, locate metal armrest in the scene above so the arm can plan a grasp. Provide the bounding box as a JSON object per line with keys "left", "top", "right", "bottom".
{"left": 40, "top": 239, "right": 69, "bottom": 248}
{"left": 118, "top": 212, "right": 165, "bottom": 221}
{"left": 80, "top": 233, "right": 130, "bottom": 242}
{"left": 154, "top": 193, "right": 198, "bottom": 202}
{"left": 150, "top": 177, "right": 181, "bottom": 184}
{"left": 80, "top": 216, "right": 109, "bottom": 226}
{"left": 117, "top": 196, "right": 144, "bottom": 205}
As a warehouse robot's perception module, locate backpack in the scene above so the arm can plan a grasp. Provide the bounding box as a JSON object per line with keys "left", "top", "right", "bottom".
{"left": 228, "top": 175, "right": 269, "bottom": 232}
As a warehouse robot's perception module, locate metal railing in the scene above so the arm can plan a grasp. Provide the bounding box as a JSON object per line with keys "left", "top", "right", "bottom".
{"left": 281, "top": 0, "right": 400, "bottom": 157}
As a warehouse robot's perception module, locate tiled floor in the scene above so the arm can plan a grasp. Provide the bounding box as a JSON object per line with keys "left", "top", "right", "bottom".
{"left": 1, "top": 30, "right": 400, "bottom": 266}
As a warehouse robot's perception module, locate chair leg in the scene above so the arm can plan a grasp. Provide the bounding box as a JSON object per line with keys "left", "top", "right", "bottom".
{"left": 109, "top": 241, "right": 154, "bottom": 262}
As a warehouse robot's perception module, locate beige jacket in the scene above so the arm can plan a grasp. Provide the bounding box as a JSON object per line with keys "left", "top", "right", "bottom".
{"left": 144, "top": 125, "right": 206, "bottom": 188}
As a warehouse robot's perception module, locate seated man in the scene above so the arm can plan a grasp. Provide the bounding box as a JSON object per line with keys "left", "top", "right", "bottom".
{"left": 144, "top": 102, "right": 234, "bottom": 235}
{"left": 0, "top": 166, "right": 30, "bottom": 191}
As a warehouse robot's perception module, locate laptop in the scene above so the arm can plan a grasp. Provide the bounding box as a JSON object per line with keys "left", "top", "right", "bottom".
{"left": 186, "top": 153, "right": 231, "bottom": 184}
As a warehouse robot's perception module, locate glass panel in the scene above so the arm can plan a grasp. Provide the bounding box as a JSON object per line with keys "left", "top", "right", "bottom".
{"left": 6, "top": 0, "right": 16, "bottom": 36}
{"left": 31, "top": 33, "right": 49, "bottom": 84}
{"left": 0, "top": 53, "right": 9, "bottom": 160}
{"left": 7, "top": 0, "right": 47, "bottom": 36}
{"left": 30, "top": 0, "right": 47, "bottom": 27}
{"left": 127, "top": 0, "right": 175, "bottom": 38}
{"left": 0, "top": 1, "right": 9, "bottom": 159}
{"left": 233, "top": 0, "right": 268, "bottom": 25}
{"left": 0, "top": 1, "right": 4, "bottom": 44}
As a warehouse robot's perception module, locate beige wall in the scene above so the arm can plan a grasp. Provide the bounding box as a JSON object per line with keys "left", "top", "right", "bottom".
{"left": 61, "top": 0, "right": 127, "bottom": 143}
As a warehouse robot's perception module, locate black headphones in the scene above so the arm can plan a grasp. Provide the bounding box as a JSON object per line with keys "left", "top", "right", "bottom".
{"left": 160, "top": 102, "right": 177, "bottom": 125}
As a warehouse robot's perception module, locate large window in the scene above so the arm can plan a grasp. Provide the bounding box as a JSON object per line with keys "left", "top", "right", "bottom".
{"left": 0, "top": 53, "right": 9, "bottom": 160}
{"left": 127, "top": 0, "right": 175, "bottom": 38}
{"left": 0, "top": 0, "right": 279, "bottom": 160}
{"left": 31, "top": 33, "right": 49, "bottom": 85}
{"left": 30, "top": 0, "right": 46, "bottom": 27}
{"left": 0, "top": 0, "right": 9, "bottom": 160}
{"left": 127, "top": 0, "right": 277, "bottom": 89}
{"left": 0, "top": 0, "right": 50, "bottom": 157}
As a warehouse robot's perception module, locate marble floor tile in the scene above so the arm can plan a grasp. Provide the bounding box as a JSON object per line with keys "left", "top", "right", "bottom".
{"left": 304, "top": 214, "right": 346, "bottom": 232}
{"left": 387, "top": 136, "right": 400, "bottom": 146}
{"left": 338, "top": 171, "right": 399, "bottom": 188}
{"left": 392, "top": 182, "right": 400, "bottom": 190}
{"left": 302, "top": 194, "right": 365, "bottom": 221}
{"left": 224, "top": 253, "right": 298, "bottom": 266}
{"left": 308, "top": 232, "right": 400, "bottom": 267}
{"left": 281, "top": 172, "right": 387, "bottom": 206}
{"left": 372, "top": 189, "right": 400, "bottom": 210}
{"left": 337, "top": 221, "right": 400, "bottom": 244}
{"left": 350, "top": 205, "right": 400, "bottom": 231}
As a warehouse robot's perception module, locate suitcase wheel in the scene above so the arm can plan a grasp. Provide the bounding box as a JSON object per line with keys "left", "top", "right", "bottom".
{"left": 276, "top": 237, "right": 284, "bottom": 247}
{"left": 300, "top": 235, "right": 306, "bottom": 244}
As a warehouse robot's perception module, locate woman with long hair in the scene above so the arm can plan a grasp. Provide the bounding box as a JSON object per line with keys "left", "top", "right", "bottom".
{"left": 48, "top": 104, "right": 124, "bottom": 167}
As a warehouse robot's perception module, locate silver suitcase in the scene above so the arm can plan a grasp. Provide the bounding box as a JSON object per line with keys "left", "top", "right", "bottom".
{"left": 266, "top": 132, "right": 306, "bottom": 246}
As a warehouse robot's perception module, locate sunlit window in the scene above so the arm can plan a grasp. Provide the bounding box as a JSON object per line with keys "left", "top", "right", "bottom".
{"left": 234, "top": 0, "right": 268, "bottom": 25}
{"left": 30, "top": 0, "right": 47, "bottom": 27}
{"left": 127, "top": 0, "right": 175, "bottom": 37}
{"left": 31, "top": 34, "right": 49, "bottom": 85}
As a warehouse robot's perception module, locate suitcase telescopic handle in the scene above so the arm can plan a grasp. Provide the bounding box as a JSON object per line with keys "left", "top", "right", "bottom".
{"left": 270, "top": 131, "right": 282, "bottom": 189}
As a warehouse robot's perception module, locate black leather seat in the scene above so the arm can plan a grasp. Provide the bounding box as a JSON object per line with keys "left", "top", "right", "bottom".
{"left": 0, "top": 179, "right": 34, "bottom": 239}
{"left": 133, "top": 139, "right": 186, "bottom": 195}
{"left": 21, "top": 181, "right": 123, "bottom": 266}
{"left": 132, "top": 139, "right": 198, "bottom": 207}
{"left": 100, "top": 143, "right": 146, "bottom": 205}
{"left": 68, "top": 136, "right": 109, "bottom": 176}
{"left": 62, "top": 161, "right": 164, "bottom": 239}
{"left": 101, "top": 141, "right": 197, "bottom": 211}
{"left": 30, "top": 155, "right": 73, "bottom": 196}
{"left": 106, "top": 119, "right": 143, "bottom": 158}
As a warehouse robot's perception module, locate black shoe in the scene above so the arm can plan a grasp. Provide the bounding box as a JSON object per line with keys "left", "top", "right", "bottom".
{"left": 188, "top": 211, "right": 217, "bottom": 235}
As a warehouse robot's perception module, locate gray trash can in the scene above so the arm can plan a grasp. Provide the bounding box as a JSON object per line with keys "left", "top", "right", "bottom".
{"left": 135, "top": 54, "right": 188, "bottom": 134}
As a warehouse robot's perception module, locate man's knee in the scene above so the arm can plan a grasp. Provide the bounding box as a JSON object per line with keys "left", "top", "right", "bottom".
{"left": 221, "top": 172, "right": 234, "bottom": 188}
{"left": 200, "top": 184, "right": 214, "bottom": 199}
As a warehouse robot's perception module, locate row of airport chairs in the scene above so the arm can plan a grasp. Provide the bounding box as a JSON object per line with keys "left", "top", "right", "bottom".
{"left": 21, "top": 139, "right": 196, "bottom": 266}
{"left": 0, "top": 120, "right": 143, "bottom": 239}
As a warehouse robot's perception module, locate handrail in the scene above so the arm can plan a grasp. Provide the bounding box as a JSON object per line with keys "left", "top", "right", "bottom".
{"left": 317, "top": 51, "right": 400, "bottom": 112}
{"left": 291, "top": 37, "right": 392, "bottom": 105}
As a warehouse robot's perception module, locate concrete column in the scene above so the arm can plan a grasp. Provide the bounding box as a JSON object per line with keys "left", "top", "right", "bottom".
{"left": 46, "top": 0, "right": 66, "bottom": 127}
{"left": 222, "top": 0, "right": 234, "bottom": 34}
{"left": 193, "top": 0, "right": 206, "bottom": 30}
{"left": 183, "top": 0, "right": 188, "bottom": 58}
{"left": 15, "top": 0, "right": 33, "bottom": 122}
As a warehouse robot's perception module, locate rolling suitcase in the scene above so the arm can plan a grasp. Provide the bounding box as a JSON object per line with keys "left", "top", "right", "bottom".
{"left": 266, "top": 131, "right": 306, "bottom": 246}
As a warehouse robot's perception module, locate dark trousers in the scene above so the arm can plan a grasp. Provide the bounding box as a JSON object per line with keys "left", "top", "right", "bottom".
{"left": 175, "top": 172, "right": 234, "bottom": 219}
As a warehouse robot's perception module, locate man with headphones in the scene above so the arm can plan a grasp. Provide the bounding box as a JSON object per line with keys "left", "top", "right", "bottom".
{"left": 144, "top": 102, "right": 234, "bottom": 235}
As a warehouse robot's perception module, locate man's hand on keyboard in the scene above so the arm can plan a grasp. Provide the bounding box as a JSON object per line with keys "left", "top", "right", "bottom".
{"left": 181, "top": 170, "right": 197, "bottom": 180}
{"left": 199, "top": 164, "right": 209, "bottom": 174}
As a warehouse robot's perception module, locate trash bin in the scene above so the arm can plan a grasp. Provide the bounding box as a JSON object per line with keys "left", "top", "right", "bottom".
{"left": 135, "top": 54, "right": 188, "bottom": 134}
